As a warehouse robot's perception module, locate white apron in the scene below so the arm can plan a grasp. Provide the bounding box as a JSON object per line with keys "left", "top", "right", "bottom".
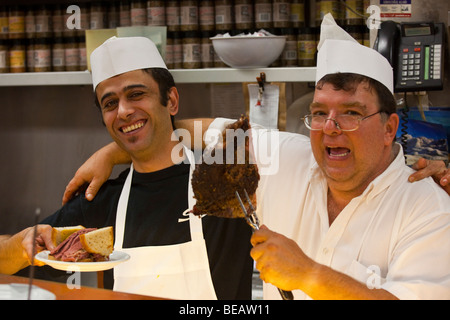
{"left": 113, "top": 148, "right": 217, "bottom": 300}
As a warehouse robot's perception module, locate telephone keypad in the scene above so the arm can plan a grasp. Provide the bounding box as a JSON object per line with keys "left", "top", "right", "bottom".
{"left": 401, "top": 48, "right": 421, "bottom": 80}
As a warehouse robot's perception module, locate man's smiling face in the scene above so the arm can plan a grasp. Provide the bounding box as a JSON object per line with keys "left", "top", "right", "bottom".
{"left": 96, "top": 69, "right": 176, "bottom": 161}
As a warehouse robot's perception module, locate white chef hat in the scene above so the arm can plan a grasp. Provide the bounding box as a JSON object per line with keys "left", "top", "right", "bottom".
{"left": 90, "top": 36, "right": 167, "bottom": 90}
{"left": 316, "top": 14, "right": 394, "bottom": 94}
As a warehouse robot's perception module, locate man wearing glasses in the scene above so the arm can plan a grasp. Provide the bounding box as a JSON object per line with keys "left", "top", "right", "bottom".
{"left": 234, "top": 15, "right": 448, "bottom": 299}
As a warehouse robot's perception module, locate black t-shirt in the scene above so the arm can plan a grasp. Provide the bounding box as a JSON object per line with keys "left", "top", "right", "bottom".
{"left": 40, "top": 163, "right": 253, "bottom": 300}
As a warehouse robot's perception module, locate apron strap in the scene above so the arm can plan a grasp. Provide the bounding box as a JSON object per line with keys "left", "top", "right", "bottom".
{"left": 114, "top": 163, "right": 133, "bottom": 250}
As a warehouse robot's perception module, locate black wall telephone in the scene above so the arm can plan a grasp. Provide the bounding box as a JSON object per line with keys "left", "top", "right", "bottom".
{"left": 374, "top": 21, "right": 445, "bottom": 92}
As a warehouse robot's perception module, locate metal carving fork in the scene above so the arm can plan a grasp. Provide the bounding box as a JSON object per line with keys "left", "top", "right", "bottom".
{"left": 235, "top": 189, "right": 294, "bottom": 300}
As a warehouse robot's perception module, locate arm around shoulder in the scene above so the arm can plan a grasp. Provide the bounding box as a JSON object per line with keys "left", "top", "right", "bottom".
{"left": 62, "top": 142, "right": 131, "bottom": 204}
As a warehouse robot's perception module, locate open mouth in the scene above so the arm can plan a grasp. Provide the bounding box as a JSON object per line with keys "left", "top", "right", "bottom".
{"left": 120, "top": 120, "right": 146, "bottom": 134}
{"left": 327, "top": 147, "right": 350, "bottom": 158}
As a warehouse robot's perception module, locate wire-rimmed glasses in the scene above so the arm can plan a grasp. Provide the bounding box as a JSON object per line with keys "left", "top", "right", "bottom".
{"left": 302, "top": 111, "right": 383, "bottom": 132}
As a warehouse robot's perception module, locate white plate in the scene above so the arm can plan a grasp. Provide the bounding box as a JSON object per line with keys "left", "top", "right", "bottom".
{"left": 35, "top": 250, "right": 130, "bottom": 272}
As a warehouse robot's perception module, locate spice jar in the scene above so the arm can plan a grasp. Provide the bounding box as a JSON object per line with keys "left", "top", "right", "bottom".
{"left": 0, "top": 39, "right": 9, "bottom": 72}
{"left": 182, "top": 30, "right": 201, "bottom": 69}
{"left": 318, "top": 0, "right": 343, "bottom": 25}
{"left": 345, "top": 0, "right": 364, "bottom": 25}
{"left": 108, "top": 3, "right": 120, "bottom": 28}
{"left": 8, "top": 6, "right": 25, "bottom": 39}
{"left": 90, "top": 2, "right": 107, "bottom": 30}
{"left": 147, "top": 1, "right": 166, "bottom": 26}
{"left": 215, "top": 0, "right": 233, "bottom": 31}
{"left": 0, "top": 7, "right": 8, "bottom": 40}
{"left": 297, "top": 27, "right": 316, "bottom": 67}
{"left": 120, "top": 0, "right": 131, "bottom": 27}
{"left": 25, "top": 8, "right": 35, "bottom": 39}
{"left": 77, "top": 3, "right": 90, "bottom": 37}
{"left": 35, "top": 5, "right": 52, "bottom": 38}
{"left": 165, "top": 32, "right": 175, "bottom": 69}
{"left": 273, "top": 0, "right": 291, "bottom": 28}
{"left": 281, "top": 28, "right": 297, "bottom": 67}
{"left": 52, "top": 5, "right": 65, "bottom": 37}
{"left": 9, "top": 38, "right": 26, "bottom": 72}
{"left": 166, "top": 1, "right": 180, "bottom": 31}
{"left": 79, "top": 36, "right": 87, "bottom": 71}
{"left": 33, "top": 37, "right": 51, "bottom": 72}
{"left": 52, "top": 37, "right": 65, "bottom": 71}
{"left": 26, "top": 38, "right": 34, "bottom": 72}
{"left": 172, "top": 31, "right": 183, "bottom": 69}
{"left": 201, "top": 30, "right": 214, "bottom": 68}
{"left": 234, "top": 0, "right": 253, "bottom": 30}
{"left": 180, "top": 0, "right": 198, "bottom": 31}
{"left": 199, "top": 0, "right": 215, "bottom": 31}
{"left": 131, "top": 0, "right": 147, "bottom": 26}
{"left": 64, "top": 37, "right": 79, "bottom": 71}
{"left": 290, "top": 0, "right": 305, "bottom": 28}
{"left": 255, "top": 0, "right": 272, "bottom": 29}
{"left": 166, "top": 31, "right": 183, "bottom": 69}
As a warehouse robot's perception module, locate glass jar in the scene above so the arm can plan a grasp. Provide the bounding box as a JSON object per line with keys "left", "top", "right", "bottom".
{"left": 172, "top": 31, "right": 183, "bottom": 69}
{"left": 120, "top": 0, "right": 131, "bottom": 27}
{"left": 33, "top": 37, "right": 51, "bottom": 72}
{"left": 0, "top": 7, "right": 8, "bottom": 40}
{"left": 165, "top": 32, "right": 175, "bottom": 69}
{"left": 35, "top": 5, "right": 52, "bottom": 38}
{"left": 201, "top": 30, "right": 214, "bottom": 68}
{"left": 234, "top": 0, "right": 253, "bottom": 30}
{"left": 131, "top": 0, "right": 147, "bottom": 26}
{"left": 281, "top": 28, "right": 297, "bottom": 67}
{"left": 182, "top": 30, "right": 201, "bottom": 69}
{"left": 25, "top": 7, "right": 35, "bottom": 39}
{"left": 199, "top": 0, "right": 215, "bottom": 31}
{"left": 64, "top": 36, "right": 79, "bottom": 71}
{"left": 273, "top": 0, "right": 291, "bottom": 28}
{"left": 297, "top": 27, "right": 316, "bottom": 67}
{"left": 90, "top": 2, "right": 107, "bottom": 30}
{"left": 79, "top": 36, "right": 87, "bottom": 71}
{"left": 345, "top": 0, "right": 364, "bottom": 25}
{"left": 318, "top": 0, "right": 343, "bottom": 25}
{"left": 52, "top": 37, "right": 65, "bottom": 71}
{"left": 108, "top": 3, "right": 120, "bottom": 28}
{"left": 52, "top": 4, "right": 65, "bottom": 37}
{"left": 9, "top": 38, "right": 26, "bottom": 72}
{"left": 0, "top": 39, "right": 8, "bottom": 72}
{"left": 180, "top": 0, "right": 198, "bottom": 31}
{"left": 8, "top": 6, "right": 25, "bottom": 39}
{"left": 26, "top": 38, "right": 34, "bottom": 72}
{"left": 147, "top": 1, "right": 166, "bottom": 26}
{"left": 166, "top": 1, "right": 180, "bottom": 31}
{"left": 290, "top": 0, "right": 305, "bottom": 28}
{"left": 215, "top": 0, "right": 233, "bottom": 31}
{"left": 255, "top": 0, "right": 272, "bottom": 29}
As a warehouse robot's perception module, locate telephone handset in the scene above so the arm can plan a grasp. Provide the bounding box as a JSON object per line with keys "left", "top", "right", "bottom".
{"left": 374, "top": 21, "right": 445, "bottom": 92}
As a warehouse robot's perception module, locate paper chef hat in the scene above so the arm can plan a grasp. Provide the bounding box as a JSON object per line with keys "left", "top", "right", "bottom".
{"left": 316, "top": 14, "right": 394, "bottom": 94}
{"left": 90, "top": 36, "right": 167, "bottom": 90}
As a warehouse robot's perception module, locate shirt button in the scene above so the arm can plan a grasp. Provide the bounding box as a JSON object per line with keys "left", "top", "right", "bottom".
{"left": 322, "top": 248, "right": 329, "bottom": 255}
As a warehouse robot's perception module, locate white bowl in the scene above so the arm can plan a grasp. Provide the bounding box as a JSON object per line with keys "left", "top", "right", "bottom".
{"left": 211, "top": 36, "right": 287, "bottom": 68}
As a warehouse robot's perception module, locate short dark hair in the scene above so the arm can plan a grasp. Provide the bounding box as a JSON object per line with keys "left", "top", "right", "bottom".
{"left": 316, "top": 73, "right": 396, "bottom": 115}
{"left": 94, "top": 68, "right": 176, "bottom": 129}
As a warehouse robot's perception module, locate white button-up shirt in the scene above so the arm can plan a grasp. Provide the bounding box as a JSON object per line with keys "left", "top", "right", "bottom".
{"left": 208, "top": 118, "right": 450, "bottom": 300}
